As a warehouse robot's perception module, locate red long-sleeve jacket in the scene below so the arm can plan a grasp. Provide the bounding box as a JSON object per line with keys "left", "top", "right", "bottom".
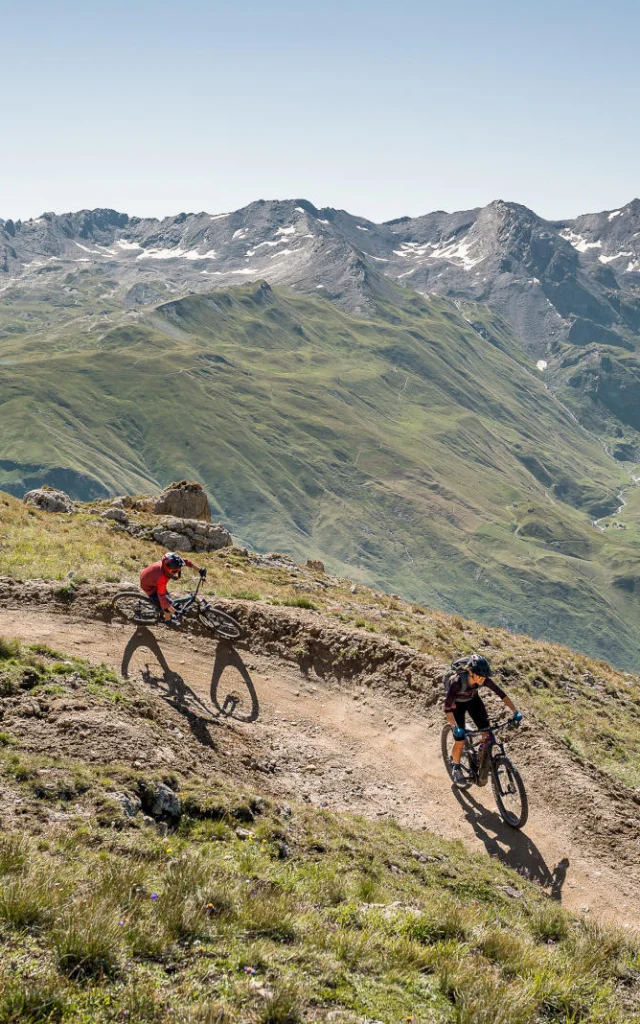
{"left": 140, "top": 559, "right": 196, "bottom": 611}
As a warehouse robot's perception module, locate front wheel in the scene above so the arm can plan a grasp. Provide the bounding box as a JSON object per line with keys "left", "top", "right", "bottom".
{"left": 440, "top": 724, "right": 473, "bottom": 788}
{"left": 112, "top": 591, "right": 159, "bottom": 625}
{"left": 491, "top": 755, "right": 528, "bottom": 828}
{"left": 198, "top": 603, "right": 244, "bottom": 641}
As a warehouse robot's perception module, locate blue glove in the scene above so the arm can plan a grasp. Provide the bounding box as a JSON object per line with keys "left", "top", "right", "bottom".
{"left": 452, "top": 726, "right": 467, "bottom": 741}
{"left": 511, "top": 711, "right": 523, "bottom": 726}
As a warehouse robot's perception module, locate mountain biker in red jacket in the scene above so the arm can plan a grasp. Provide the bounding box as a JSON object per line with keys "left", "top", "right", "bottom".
{"left": 140, "top": 552, "right": 205, "bottom": 624}
{"left": 444, "top": 653, "right": 522, "bottom": 787}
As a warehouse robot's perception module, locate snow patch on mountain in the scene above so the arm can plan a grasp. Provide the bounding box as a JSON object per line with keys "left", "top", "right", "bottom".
{"left": 136, "top": 247, "right": 218, "bottom": 261}
{"left": 599, "top": 251, "right": 633, "bottom": 264}
{"left": 559, "top": 230, "right": 602, "bottom": 252}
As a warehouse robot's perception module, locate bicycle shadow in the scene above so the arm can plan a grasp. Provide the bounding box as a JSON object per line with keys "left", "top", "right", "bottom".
{"left": 210, "top": 641, "right": 259, "bottom": 723}
{"left": 452, "top": 787, "right": 570, "bottom": 901}
{"left": 120, "top": 628, "right": 259, "bottom": 746}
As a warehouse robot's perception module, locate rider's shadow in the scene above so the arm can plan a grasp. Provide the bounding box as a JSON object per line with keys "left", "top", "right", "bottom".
{"left": 452, "top": 787, "right": 570, "bottom": 902}
{"left": 120, "top": 628, "right": 259, "bottom": 746}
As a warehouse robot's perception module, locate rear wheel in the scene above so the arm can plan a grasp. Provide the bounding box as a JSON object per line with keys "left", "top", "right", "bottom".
{"left": 198, "top": 604, "right": 244, "bottom": 641}
{"left": 491, "top": 755, "right": 528, "bottom": 828}
{"left": 112, "top": 591, "right": 159, "bottom": 625}
{"left": 441, "top": 724, "right": 474, "bottom": 788}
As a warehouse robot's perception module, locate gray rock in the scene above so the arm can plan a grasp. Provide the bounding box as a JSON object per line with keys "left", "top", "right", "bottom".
{"left": 133, "top": 497, "right": 156, "bottom": 513}
{"left": 102, "top": 508, "right": 128, "bottom": 523}
{"left": 23, "top": 487, "right": 74, "bottom": 513}
{"left": 151, "top": 527, "right": 193, "bottom": 552}
{"left": 153, "top": 481, "right": 211, "bottom": 522}
{"left": 114, "top": 791, "right": 142, "bottom": 818}
{"left": 150, "top": 783, "right": 181, "bottom": 821}
{"left": 152, "top": 518, "right": 231, "bottom": 552}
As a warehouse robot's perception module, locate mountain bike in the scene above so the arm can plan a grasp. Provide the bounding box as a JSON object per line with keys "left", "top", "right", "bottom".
{"left": 112, "top": 574, "right": 243, "bottom": 641}
{"left": 441, "top": 718, "right": 528, "bottom": 828}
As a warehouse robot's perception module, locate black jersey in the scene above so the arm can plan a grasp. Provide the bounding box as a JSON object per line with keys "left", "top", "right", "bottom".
{"left": 444, "top": 671, "right": 507, "bottom": 713}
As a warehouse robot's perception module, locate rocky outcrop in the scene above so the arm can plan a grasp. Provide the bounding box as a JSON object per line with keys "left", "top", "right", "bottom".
{"left": 135, "top": 517, "right": 232, "bottom": 553}
{"left": 23, "top": 487, "right": 74, "bottom": 513}
{"left": 102, "top": 508, "right": 128, "bottom": 523}
{"left": 153, "top": 481, "right": 211, "bottom": 522}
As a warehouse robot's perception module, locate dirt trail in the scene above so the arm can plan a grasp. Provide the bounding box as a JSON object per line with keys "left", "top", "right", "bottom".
{"left": 2, "top": 605, "right": 639, "bottom": 928}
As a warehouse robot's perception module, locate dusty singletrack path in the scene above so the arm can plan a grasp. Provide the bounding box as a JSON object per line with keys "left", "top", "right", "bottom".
{"left": 2, "top": 606, "right": 638, "bottom": 927}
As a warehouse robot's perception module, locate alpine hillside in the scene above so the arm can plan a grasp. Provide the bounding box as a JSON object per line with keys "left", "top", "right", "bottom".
{"left": 1, "top": 198, "right": 639, "bottom": 669}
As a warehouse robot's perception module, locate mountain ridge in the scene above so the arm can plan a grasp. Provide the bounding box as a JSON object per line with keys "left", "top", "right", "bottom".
{"left": 1, "top": 197, "right": 640, "bottom": 668}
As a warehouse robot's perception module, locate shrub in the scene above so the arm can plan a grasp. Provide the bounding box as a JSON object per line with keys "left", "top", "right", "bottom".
{"left": 528, "top": 903, "right": 569, "bottom": 943}
{"left": 0, "top": 836, "right": 29, "bottom": 875}
{"left": 0, "top": 975, "right": 67, "bottom": 1023}
{"left": 259, "top": 981, "right": 302, "bottom": 1024}
{"left": 404, "top": 904, "right": 471, "bottom": 944}
{"left": 241, "top": 893, "right": 296, "bottom": 943}
{"left": 52, "top": 904, "right": 123, "bottom": 979}
{"left": 0, "top": 637, "right": 21, "bottom": 661}
{"left": 0, "top": 874, "right": 57, "bottom": 929}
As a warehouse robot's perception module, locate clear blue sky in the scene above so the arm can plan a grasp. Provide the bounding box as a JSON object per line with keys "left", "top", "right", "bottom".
{"left": 2, "top": 0, "right": 639, "bottom": 223}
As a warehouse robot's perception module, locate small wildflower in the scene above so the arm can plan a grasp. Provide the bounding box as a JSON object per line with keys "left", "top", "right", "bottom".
{"left": 243, "top": 966, "right": 256, "bottom": 974}
{"left": 151, "top": 892, "right": 159, "bottom": 902}
{"left": 118, "top": 920, "right": 124, "bottom": 926}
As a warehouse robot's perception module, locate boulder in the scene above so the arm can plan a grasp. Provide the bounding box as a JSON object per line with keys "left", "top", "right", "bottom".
{"left": 151, "top": 527, "right": 193, "bottom": 552}
{"left": 133, "top": 497, "right": 157, "bottom": 513}
{"left": 153, "top": 517, "right": 231, "bottom": 553}
{"left": 113, "top": 791, "right": 142, "bottom": 818}
{"left": 148, "top": 782, "right": 181, "bottom": 821}
{"left": 153, "top": 481, "right": 211, "bottom": 522}
{"left": 306, "top": 559, "right": 325, "bottom": 573}
{"left": 23, "top": 487, "right": 74, "bottom": 513}
{"left": 102, "top": 508, "right": 128, "bottom": 523}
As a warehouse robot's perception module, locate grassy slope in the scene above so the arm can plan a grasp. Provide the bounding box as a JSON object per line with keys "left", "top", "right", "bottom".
{"left": 1, "top": 276, "right": 639, "bottom": 668}
{"left": 2, "top": 493, "right": 640, "bottom": 791}
{"left": 0, "top": 640, "right": 638, "bottom": 1024}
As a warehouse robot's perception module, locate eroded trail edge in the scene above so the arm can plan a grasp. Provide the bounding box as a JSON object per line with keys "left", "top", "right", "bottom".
{"left": 1, "top": 578, "right": 639, "bottom": 927}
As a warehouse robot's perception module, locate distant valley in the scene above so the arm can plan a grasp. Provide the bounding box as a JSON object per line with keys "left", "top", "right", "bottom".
{"left": 1, "top": 197, "right": 639, "bottom": 667}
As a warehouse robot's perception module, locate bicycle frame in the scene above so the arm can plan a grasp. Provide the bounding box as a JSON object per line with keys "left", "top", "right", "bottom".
{"left": 460, "top": 720, "right": 512, "bottom": 781}
{"left": 170, "top": 575, "right": 205, "bottom": 619}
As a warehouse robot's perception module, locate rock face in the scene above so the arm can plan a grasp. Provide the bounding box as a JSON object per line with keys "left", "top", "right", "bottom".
{"left": 153, "top": 481, "right": 211, "bottom": 522}
{"left": 150, "top": 517, "right": 232, "bottom": 553}
{"left": 23, "top": 487, "right": 74, "bottom": 513}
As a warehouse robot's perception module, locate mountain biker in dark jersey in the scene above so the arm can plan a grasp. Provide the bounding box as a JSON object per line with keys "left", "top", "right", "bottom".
{"left": 444, "top": 653, "right": 522, "bottom": 787}
{"left": 140, "top": 552, "right": 205, "bottom": 625}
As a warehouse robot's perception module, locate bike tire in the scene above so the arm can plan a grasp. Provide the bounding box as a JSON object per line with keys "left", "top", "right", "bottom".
{"left": 491, "top": 755, "right": 528, "bottom": 828}
{"left": 112, "top": 591, "right": 159, "bottom": 625}
{"left": 198, "top": 604, "right": 244, "bottom": 641}
{"left": 440, "top": 724, "right": 473, "bottom": 788}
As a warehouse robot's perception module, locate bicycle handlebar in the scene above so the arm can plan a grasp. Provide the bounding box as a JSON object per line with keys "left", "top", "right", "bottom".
{"left": 462, "top": 719, "right": 514, "bottom": 737}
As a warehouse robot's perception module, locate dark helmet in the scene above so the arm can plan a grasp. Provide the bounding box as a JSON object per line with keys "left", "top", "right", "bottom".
{"left": 467, "top": 653, "right": 492, "bottom": 678}
{"left": 161, "top": 551, "right": 184, "bottom": 577}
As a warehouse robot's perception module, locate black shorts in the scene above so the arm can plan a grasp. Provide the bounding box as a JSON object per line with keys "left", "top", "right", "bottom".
{"left": 452, "top": 693, "right": 490, "bottom": 731}
{"left": 146, "top": 592, "right": 161, "bottom": 608}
